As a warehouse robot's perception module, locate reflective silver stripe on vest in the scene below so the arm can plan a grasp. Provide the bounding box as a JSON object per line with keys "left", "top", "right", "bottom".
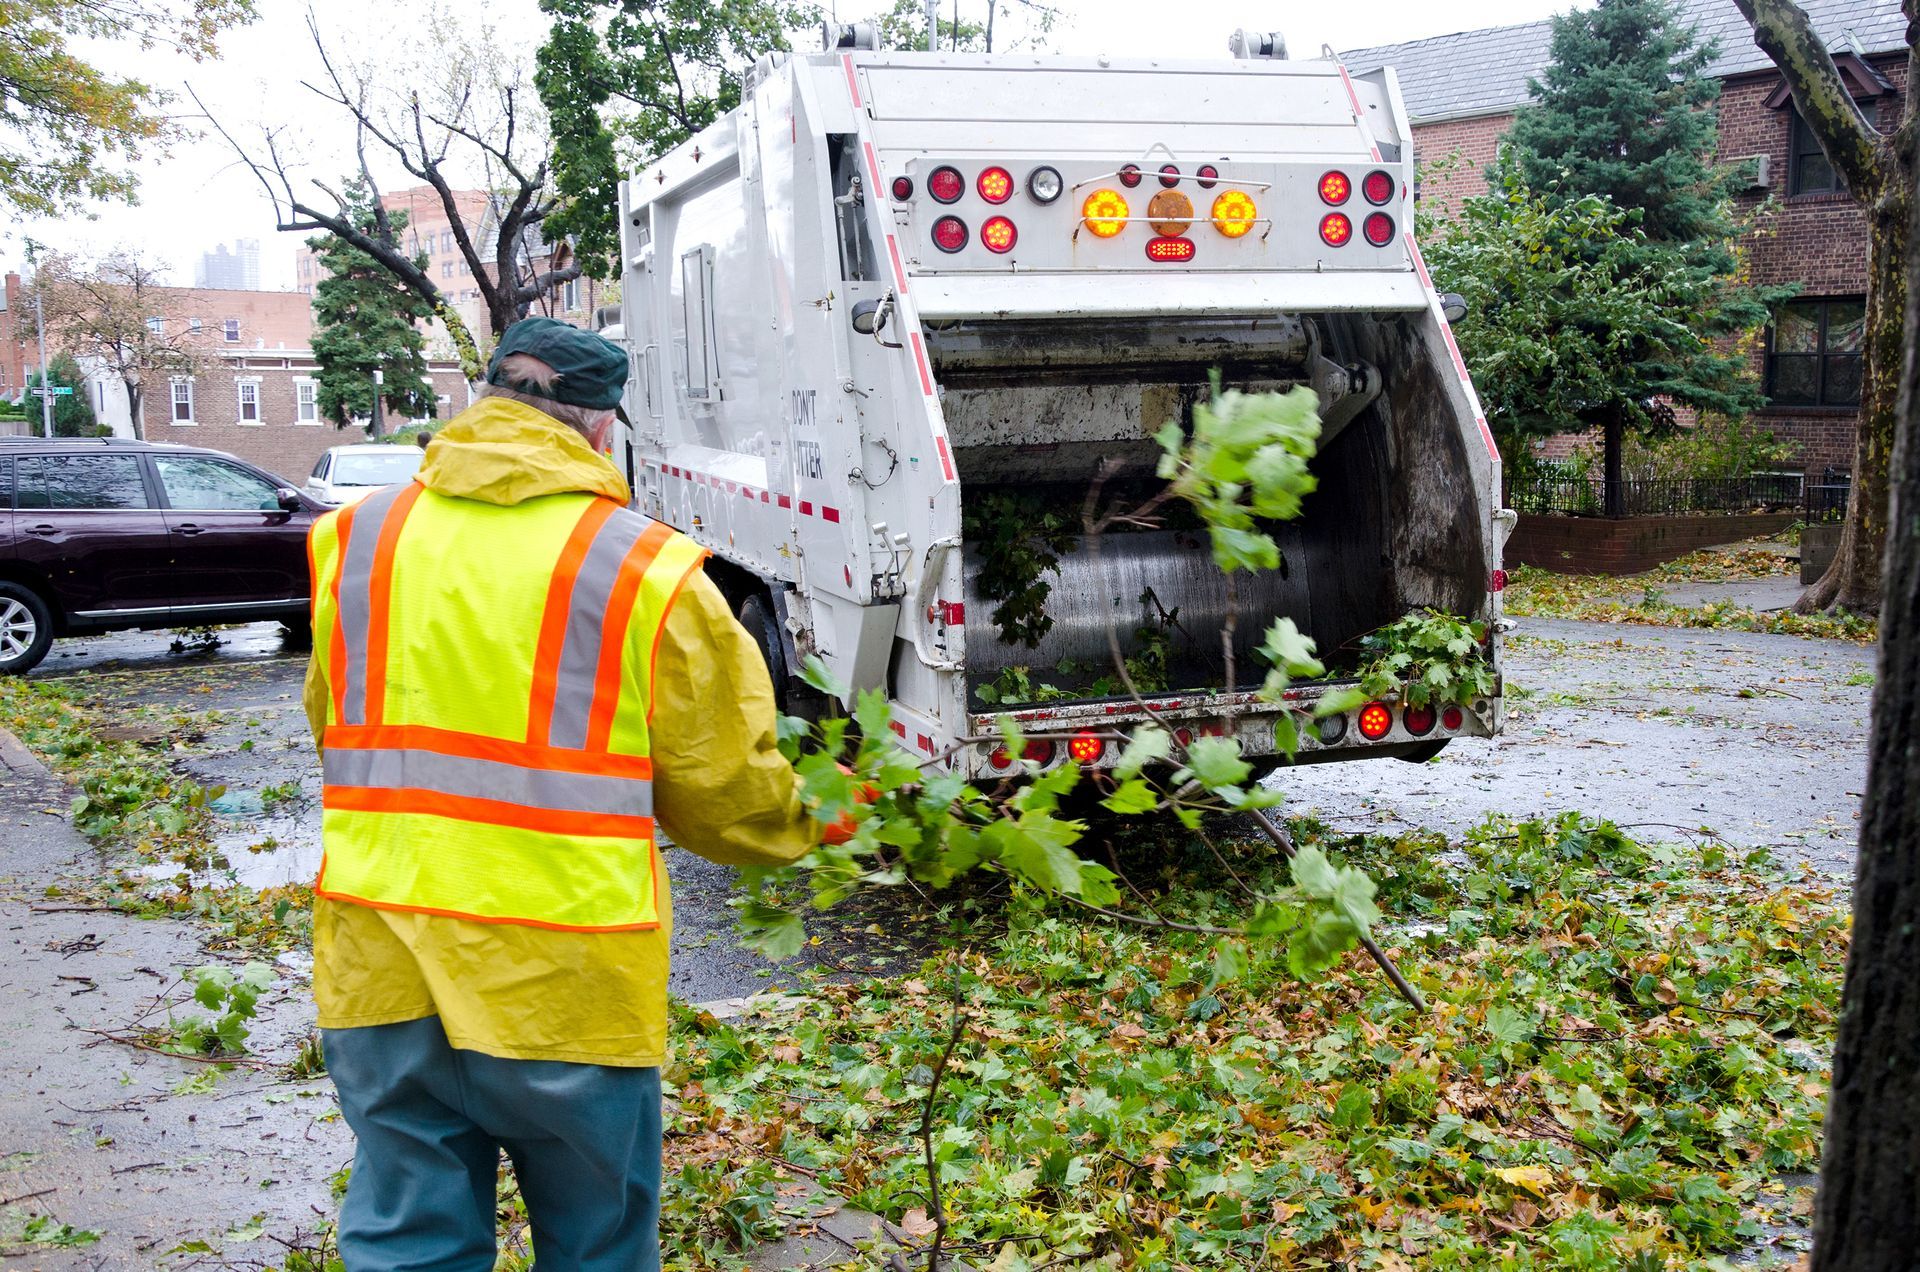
{"left": 334, "top": 483, "right": 411, "bottom": 727}
{"left": 323, "top": 746, "right": 654, "bottom": 819}
{"left": 545, "top": 509, "right": 652, "bottom": 750}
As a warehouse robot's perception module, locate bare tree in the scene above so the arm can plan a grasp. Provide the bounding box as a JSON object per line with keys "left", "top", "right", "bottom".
{"left": 27, "top": 250, "right": 203, "bottom": 441}
{"left": 1731, "top": 0, "right": 1916, "bottom": 614}
{"left": 193, "top": 10, "right": 581, "bottom": 378}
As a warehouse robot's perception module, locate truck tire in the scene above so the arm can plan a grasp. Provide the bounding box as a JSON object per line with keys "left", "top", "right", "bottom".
{"left": 0, "top": 582, "right": 55, "bottom": 676}
{"left": 737, "top": 594, "right": 789, "bottom": 714}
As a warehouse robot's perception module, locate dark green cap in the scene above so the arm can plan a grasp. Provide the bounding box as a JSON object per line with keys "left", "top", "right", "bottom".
{"left": 485, "top": 317, "right": 628, "bottom": 412}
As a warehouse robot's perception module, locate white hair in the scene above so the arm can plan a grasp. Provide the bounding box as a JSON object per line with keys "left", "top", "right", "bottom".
{"left": 479, "top": 352, "right": 613, "bottom": 437}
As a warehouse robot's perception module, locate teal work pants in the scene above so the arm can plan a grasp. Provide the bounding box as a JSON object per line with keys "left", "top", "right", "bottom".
{"left": 323, "top": 1016, "right": 662, "bottom": 1272}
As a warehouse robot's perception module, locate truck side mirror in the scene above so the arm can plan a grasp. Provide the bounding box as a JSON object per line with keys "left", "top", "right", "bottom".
{"left": 1440, "top": 293, "right": 1469, "bottom": 324}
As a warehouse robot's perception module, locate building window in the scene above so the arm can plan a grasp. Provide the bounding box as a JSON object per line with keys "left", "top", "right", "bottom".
{"left": 1789, "top": 105, "right": 1844, "bottom": 196}
{"left": 189, "top": 317, "right": 203, "bottom": 334}
{"left": 441, "top": 230, "right": 454, "bottom": 253}
{"left": 563, "top": 278, "right": 581, "bottom": 311}
{"left": 146, "top": 316, "right": 165, "bottom": 336}
{"left": 223, "top": 318, "right": 241, "bottom": 343}
{"left": 170, "top": 378, "right": 195, "bottom": 424}
{"left": 1767, "top": 298, "right": 1864, "bottom": 407}
{"left": 442, "top": 260, "right": 455, "bottom": 279}
{"left": 295, "top": 378, "right": 319, "bottom": 424}
{"left": 237, "top": 379, "right": 261, "bottom": 424}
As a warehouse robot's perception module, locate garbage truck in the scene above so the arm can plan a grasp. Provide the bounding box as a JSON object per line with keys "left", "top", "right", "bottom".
{"left": 612, "top": 28, "right": 1512, "bottom": 781}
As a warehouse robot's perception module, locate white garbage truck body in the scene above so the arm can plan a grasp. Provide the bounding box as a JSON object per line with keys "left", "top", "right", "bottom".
{"left": 616, "top": 41, "right": 1510, "bottom": 781}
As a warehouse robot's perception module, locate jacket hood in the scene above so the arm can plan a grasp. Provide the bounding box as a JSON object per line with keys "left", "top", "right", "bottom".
{"left": 415, "top": 396, "right": 631, "bottom": 507}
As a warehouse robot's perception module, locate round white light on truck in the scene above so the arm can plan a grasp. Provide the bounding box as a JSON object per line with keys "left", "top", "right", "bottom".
{"left": 1027, "top": 166, "right": 1063, "bottom": 204}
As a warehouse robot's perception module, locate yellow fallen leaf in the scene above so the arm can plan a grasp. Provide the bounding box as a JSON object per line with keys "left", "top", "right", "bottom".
{"left": 1493, "top": 1165, "right": 1556, "bottom": 1198}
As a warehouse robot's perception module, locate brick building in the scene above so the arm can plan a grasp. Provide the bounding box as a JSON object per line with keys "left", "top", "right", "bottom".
{"left": 142, "top": 348, "right": 473, "bottom": 487}
{"left": 1344, "top": 0, "right": 1909, "bottom": 478}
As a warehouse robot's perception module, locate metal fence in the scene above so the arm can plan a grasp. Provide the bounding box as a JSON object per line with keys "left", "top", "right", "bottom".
{"left": 1504, "top": 473, "right": 1807, "bottom": 518}
{"left": 1804, "top": 468, "right": 1851, "bottom": 524}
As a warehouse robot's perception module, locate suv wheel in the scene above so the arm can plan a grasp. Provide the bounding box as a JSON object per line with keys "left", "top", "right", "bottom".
{"left": 0, "top": 583, "right": 54, "bottom": 676}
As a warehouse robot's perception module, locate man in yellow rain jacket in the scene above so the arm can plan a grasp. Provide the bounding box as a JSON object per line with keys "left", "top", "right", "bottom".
{"left": 304, "top": 317, "right": 817, "bottom": 1270}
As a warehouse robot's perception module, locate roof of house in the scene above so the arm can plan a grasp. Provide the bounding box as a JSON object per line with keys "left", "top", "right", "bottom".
{"left": 1341, "top": 0, "right": 1910, "bottom": 122}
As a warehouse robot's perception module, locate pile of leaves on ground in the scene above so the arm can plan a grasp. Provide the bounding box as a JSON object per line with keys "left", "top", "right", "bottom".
{"left": 659, "top": 813, "right": 1842, "bottom": 1270}
{"left": 1503, "top": 541, "right": 1873, "bottom": 642}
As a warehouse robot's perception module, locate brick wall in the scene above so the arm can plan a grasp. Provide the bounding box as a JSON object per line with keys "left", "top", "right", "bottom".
{"left": 1506, "top": 511, "right": 1802, "bottom": 575}
{"left": 0, "top": 273, "right": 23, "bottom": 399}
{"left": 142, "top": 354, "right": 474, "bottom": 486}
{"left": 1412, "top": 112, "right": 1512, "bottom": 215}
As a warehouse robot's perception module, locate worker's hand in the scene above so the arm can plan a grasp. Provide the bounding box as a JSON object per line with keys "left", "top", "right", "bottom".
{"left": 820, "top": 765, "right": 878, "bottom": 846}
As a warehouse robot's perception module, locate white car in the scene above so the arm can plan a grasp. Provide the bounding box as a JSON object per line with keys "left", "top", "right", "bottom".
{"left": 303, "top": 444, "right": 426, "bottom": 507}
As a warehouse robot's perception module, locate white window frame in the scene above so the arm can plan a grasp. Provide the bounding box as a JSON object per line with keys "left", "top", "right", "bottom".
{"left": 236, "top": 377, "right": 263, "bottom": 425}
{"left": 146, "top": 316, "right": 165, "bottom": 337}
{"left": 169, "top": 377, "right": 195, "bottom": 426}
{"left": 189, "top": 317, "right": 203, "bottom": 334}
{"left": 222, "top": 318, "right": 241, "bottom": 343}
{"left": 294, "top": 377, "right": 319, "bottom": 425}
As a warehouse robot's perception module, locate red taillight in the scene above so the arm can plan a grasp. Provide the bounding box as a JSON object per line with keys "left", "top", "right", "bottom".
{"left": 891, "top": 175, "right": 914, "bottom": 201}
{"left": 1441, "top": 706, "right": 1465, "bottom": 732}
{"left": 989, "top": 739, "right": 1055, "bottom": 769}
{"left": 981, "top": 216, "right": 1017, "bottom": 253}
{"left": 1363, "top": 212, "right": 1395, "bottom": 247}
{"left": 1403, "top": 703, "right": 1437, "bottom": 736}
{"left": 932, "top": 216, "right": 968, "bottom": 253}
{"left": 1491, "top": 568, "right": 1508, "bottom": 592}
{"left": 1195, "top": 164, "right": 1219, "bottom": 188}
{"left": 1068, "top": 732, "right": 1106, "bottom": 764}
{"left": 977, "top": 166, "right": 1014, "bottom": 204}
{"left": 1363, "top": 170, "right": 1395, "bottom": 204}
{"left": 1118, "top": 163, "right": 1142, "bottom": 188}
{"left": 1174, "top": 727, "right": 1194, "bottom": 747}
{"left": 1319, "top": 171, "right": 1351, "bottom": 205}
{"left": 1320, "top": 213, "right": 1353, "bottom": 247}
{"left": 1357, "top": 702, "right": 1393, "bottom": 740}
{"left": 928, "top": 166, "right": 964, "bottom": 203}
{"left": 1158, "top": 164, "right": 1180, "bottom": 188}
{"left": 1146, "top": 237, "right": 1195, "bottom": 262}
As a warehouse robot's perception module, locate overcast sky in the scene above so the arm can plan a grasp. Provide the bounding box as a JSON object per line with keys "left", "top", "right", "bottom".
{"left": 4, "top": 0, "right": 1580, "bottom": 290}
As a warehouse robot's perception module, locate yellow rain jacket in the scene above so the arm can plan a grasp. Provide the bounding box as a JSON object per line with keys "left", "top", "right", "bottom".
{"left": 304, "top": 397, "right": 815, "bottom": 1066}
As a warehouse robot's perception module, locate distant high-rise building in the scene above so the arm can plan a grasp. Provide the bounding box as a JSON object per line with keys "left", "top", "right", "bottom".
{"left": 194, "top": 239, "right": 261, "bottom": 291}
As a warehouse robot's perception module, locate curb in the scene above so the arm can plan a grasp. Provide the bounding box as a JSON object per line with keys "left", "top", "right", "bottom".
{"left": 0, "top": 726, "right": 51, "bottom": 780}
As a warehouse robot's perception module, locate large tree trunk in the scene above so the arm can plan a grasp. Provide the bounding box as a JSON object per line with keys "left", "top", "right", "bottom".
{"left": 1808, "top": 123, "right": 1920, "bottom": 1272}
{"left": 1798, "top": 183, "right": 1908, "bottom": 615}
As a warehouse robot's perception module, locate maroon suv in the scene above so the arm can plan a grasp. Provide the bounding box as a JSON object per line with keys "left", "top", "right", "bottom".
{"left": 0, "top": 438, "right": 323, "bottom": 674}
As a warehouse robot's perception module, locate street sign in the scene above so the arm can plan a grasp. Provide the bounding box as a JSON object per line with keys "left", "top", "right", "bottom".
{"left": 31, "top": 386, "right": 73, "bottom": 397}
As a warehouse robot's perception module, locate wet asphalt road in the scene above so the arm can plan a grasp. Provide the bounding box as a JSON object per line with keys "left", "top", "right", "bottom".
{"left": 29, "top": 612, "right": 1874, "bottom": 1005}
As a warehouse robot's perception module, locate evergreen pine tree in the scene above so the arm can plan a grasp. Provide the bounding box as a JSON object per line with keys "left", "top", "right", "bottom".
{"left": 308, "top": 180, "right": 437, "bottom": 433}
{"left": 1497, "top": 0, "right": 1782, "bottom": 512}
{"left": 26, "top": 352, "right": 100, "bottom": 437}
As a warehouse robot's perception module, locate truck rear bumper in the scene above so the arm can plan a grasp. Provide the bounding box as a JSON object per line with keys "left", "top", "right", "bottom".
{"left": 960, "top": 680, "right": 1502, "bottom": 781}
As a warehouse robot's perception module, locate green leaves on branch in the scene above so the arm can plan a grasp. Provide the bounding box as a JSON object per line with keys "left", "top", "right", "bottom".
{"left": 1319, "top": 609, "right": 1495, "bottom": 716}
{"left": 165, "top": 962, "right": 274, "bottom": 1056}
{"left": 962, "top": 491, "right": 1078, "bottom": 648}
{"left": 1154, "top": 378, "right": 1320, "bottom": 573}
{"left": 742, "top": 660, "right": 1374, "bottom": 989}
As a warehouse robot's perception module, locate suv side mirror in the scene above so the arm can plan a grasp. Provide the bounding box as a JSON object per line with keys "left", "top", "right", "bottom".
{"left": 276, "top": 488, "right": 303, "bottom": 512}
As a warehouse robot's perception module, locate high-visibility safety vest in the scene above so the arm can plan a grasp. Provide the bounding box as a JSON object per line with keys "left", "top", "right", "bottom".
{"left": 308, "top": 481, "right": 709, "bottom": 932}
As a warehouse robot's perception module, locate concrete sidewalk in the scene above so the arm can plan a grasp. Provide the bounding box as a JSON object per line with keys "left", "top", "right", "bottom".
{"left": 0, "top": 731, "right": 352, "bottom": 1267}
